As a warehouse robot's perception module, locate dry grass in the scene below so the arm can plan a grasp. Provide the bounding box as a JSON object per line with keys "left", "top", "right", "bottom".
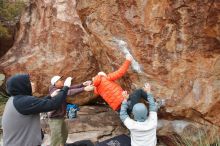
{"left": 172, "top": 127, "right": 220, "bottom": 146}
{"left": 0, "top": 103, "right": 5, "bottom": 116}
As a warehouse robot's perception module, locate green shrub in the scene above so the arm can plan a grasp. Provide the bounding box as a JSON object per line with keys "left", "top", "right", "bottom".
{"left": 0, "top": 23, "right": 10, "bottom": 38}
{"left": 0, "top": 0, "right": 25, "bottom": 21}
{"left": 0, "top": 0, "right": 25, "bottom": 38}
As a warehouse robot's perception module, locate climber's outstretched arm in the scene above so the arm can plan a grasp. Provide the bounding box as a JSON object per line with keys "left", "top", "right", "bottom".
{"left": 107, "top": 55, "right": 132, "bottom": 81}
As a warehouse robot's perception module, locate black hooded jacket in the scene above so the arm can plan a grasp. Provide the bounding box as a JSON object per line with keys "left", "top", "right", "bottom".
{"left": 6, "top": 74, "right": 69, "bottom": 115}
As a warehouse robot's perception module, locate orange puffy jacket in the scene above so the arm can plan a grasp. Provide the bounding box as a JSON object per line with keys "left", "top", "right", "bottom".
{"left": 93, "top": 60, "right": 131, "bottom": 111}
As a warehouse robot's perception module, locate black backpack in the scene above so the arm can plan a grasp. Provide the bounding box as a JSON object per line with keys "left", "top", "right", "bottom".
{"left": 65, "top": 140, "right": 94, "bottom": 146}
{"left": 95, "top": 134, "right": 131, "bottom": 146}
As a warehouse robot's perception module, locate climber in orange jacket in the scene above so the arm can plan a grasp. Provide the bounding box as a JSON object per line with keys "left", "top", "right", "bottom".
{"left": 92, "top": 54, "right": 132, "bottom": 111}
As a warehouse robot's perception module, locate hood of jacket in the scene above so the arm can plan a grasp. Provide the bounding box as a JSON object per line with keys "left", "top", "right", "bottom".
{"left": 132, "top": 103, "right": 148, "bottom": 122}
{"left": 6, "top": 74, "right": 32, "bottom": 96}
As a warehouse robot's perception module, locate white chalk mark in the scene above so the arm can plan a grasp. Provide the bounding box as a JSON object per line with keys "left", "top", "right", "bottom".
{"left": 110, "top": 38, "right": 142, "bottom": 73}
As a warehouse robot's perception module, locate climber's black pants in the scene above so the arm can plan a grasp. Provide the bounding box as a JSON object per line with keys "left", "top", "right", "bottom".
{"left": 127, "top": 89, "right": 148, "bottom": 112}
{"left": 117, "top": 89, "right": 149, "bottom": 113}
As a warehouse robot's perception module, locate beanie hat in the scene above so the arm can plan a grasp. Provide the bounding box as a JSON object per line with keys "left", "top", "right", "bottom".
{"left": 132, "top": 103, "right": 148, "bottom": 122}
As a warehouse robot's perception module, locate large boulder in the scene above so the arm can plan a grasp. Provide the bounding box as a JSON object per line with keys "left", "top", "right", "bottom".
{"left": 0, "top": 0, "right": 220, "bottom": 139}
{"left": 0, "top": 0, "right": 99, "bottom": 104}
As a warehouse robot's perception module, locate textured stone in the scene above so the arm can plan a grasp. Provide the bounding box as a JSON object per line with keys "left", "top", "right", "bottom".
{"left": 0, "top": 0, "right": 220, "bottom": 138}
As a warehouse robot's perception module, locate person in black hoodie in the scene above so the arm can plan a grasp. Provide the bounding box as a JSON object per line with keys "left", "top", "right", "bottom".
{"left": 2, "top": 74, "right": 72, "bottom": 146}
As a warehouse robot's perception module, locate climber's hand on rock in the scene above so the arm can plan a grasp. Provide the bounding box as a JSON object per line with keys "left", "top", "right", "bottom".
{"left": 84, "top": 85, "right": 94, "bottom": 92}
{"left": 143, "top": 83, "right": 151, "bottom": 93}
{"left": 64, "top": 77, "right": 72, "bottom": 87}
{"left": 83, "top": 80, "right": 92, "bottom": 86}
{"left": 126, "top": 54, "right": 133, "bottom": 61}
{"left": 122, "top": 91, "right": 129, "bottom": 100}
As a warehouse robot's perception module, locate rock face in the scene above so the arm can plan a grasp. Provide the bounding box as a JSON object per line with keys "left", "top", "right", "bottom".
{"left": 0, "top": 0, "right": 220, "bottom": 139}
{"left": 0, "top": 0, "right": 99, "bottom": 103}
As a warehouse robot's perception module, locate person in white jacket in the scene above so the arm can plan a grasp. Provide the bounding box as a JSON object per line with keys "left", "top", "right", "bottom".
{"left": 120, "top": 83, "right": 157, "bottom": 146}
